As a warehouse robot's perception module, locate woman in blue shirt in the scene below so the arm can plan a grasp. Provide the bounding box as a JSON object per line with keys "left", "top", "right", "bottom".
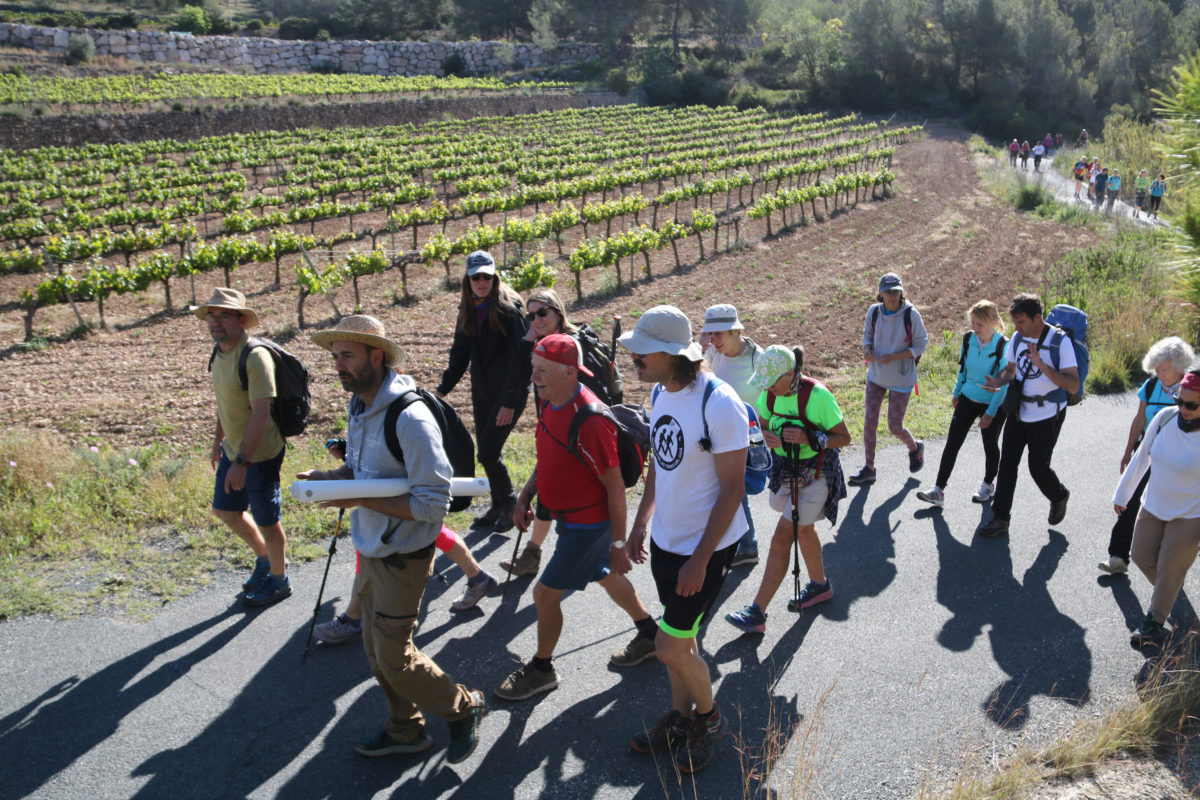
{"left": 917, "top": 301, "right": 1009, "bottom": 507}
{"left": 1100, "top": 336, "right": 1196, "bottom": 573}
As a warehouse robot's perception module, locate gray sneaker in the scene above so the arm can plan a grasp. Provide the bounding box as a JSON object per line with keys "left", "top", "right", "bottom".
{"left": 495, "top": 663, "right": 559, "bottom": 701}
{"left": 501, "top": 544, "right": 542, "bottom": 576}
{"left": 610, "top": 633, "right": 657, "bottom": 667}
{"left": 314, "top": 613, "right": 363, "bottom": 645}
{"left": 451, "top": 572, "right": 498, "bottom": 612}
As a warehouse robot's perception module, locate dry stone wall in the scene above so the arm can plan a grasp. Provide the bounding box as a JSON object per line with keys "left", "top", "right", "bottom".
{"left": 0, "top": 23, "right": 600, "bottom": 75}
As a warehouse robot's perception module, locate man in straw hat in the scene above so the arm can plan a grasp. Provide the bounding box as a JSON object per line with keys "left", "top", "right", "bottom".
{"left": 298, "top": 315, "right": 486, "bottom": 764}
{"left": 619, "top": 305, "right": 748, "bottom": 773}
{"left": 193, "top": 287, "right": 291, "bottom": 608}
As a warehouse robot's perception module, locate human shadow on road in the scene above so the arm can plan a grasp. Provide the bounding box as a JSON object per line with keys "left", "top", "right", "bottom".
{"left": 0, "top": 605, "right": 251, "bottom": 799}
{"left": 930, "top": 513, "right": 1091, "bottom": 730}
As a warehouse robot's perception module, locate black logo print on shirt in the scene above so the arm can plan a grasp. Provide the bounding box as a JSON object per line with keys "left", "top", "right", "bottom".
{"left": 1016, "top": 344, "right": 1044, "bottom": 381}
{"left": 652, "top": 414, "right": 686, "bottom": 471}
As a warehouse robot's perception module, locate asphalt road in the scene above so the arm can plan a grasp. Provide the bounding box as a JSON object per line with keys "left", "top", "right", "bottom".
{"left": 1, "top": 390, "right": 1190, "bottom": 800}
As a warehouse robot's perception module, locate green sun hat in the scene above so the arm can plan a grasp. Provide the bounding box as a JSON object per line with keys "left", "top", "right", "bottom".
{"left": 748, "top": 344, "right": 796, "bottom": 390}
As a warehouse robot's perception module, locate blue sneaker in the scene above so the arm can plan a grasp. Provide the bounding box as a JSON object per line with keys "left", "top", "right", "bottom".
{"left": 725, "top": 604, "right": 767, "bottom": 634}
{"left": 242, "top": 556, "right": 270, "bottom": 593}
{"left": 244, "top": 574, "right": 292, "bottom": 608}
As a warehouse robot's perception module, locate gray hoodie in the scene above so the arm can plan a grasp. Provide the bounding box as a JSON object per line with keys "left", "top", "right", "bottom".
{"left": 345, "top": 371, "right": 452, "bottom": 558}
{"left": 862, "top": 301, "right": 929, "bottom": 391}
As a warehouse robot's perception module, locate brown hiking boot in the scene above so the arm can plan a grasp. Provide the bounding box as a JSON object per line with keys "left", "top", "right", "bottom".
{"left": 630, "top": 709, "right": 689, "bottom": 754}
{"left": 501, "top": 544, "right": 541, "bottom": 577}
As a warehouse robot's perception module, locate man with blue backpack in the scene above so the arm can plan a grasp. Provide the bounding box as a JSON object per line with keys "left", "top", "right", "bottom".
{"left": 978, "top": 294, "right": 1087, "bottom": 538}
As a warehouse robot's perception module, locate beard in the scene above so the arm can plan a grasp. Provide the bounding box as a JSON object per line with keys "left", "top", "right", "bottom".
{"left": 338, "top": 362, "right": 380, "bottom": 395}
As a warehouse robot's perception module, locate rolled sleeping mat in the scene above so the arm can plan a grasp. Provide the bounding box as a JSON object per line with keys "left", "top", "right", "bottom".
{"left": 290, "top": 477, "right": 490, "bottom": 502}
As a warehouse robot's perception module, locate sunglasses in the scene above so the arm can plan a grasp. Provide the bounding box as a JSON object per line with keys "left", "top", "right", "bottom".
{"left": 525, "top": 308, "right": 555, "bottom": 321}
{"left": 1176, "top": 398, "right": 1200, "bottom": 411}
{"left": 469, "top": 273, "right": 494, "bottom": 282}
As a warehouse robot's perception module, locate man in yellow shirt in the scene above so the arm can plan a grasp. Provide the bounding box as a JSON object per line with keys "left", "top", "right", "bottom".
{"left": 194, "top": 288, "right": 291, "bottom": 607}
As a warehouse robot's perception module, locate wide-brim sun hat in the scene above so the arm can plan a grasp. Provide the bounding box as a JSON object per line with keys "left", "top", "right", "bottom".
{"left": 465, "top": 250, "right": 496, "bottom": 277}
{"left": 701, "top": 303, "right": 744, "bottom": 333}
{"left": 191, "top": 287, "right": 259, "bottom": 328}
{"left": 748, "top": 344, "right": 797, "bottom": 390}
{"left": 310, "top": 314, "right": 404, "bottom": 368}
{"left": 618, "top": 305, "right": 702, "bottom": 361}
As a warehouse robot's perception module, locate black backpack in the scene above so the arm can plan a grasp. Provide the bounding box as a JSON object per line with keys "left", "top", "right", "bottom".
{"left": 574, "top": 323, "right": 624, "bottom": 405}
{"left": 538, "top": 399, "right": 650, "bottom": 490}
{"left": 384, "top": 388, "right": 476, "bottom": 512}
{"left": 958, "top": 331, "right": 1007, "bottom": 378}
{"left": 208, "top": 337, "right": 311, "bottom": 438}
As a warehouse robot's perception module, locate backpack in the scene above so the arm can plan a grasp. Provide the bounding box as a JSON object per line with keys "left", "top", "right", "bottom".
{"left": 870, "top": 305, "right": 920, "bottom": 366}
{"left": 1011, "top": 306, "right": 1089, "bottom": 407}
{"left": 208, "top": 337, "right": 311, "bottom": 438}
{"left": 574, "top": 323, "right": 624, "bottom": 405}
{"left": 766, "top": 377, "right": 832, "bottom": 476}
{"left": 384, "top": 388, "right": 477, "bottom": 512}
{"left": 663, "top": 377, "right": 771, "bottom": 495}
{"left": 958, "top": 331, "right": 1007, "bottom": 379}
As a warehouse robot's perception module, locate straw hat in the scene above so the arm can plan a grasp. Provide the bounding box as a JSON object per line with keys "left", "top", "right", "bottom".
{"left": 191, "top": 287, "right": 259, "bottom": 328}
{"left": 310, "top": 315, "right": 404, "bottom": 368}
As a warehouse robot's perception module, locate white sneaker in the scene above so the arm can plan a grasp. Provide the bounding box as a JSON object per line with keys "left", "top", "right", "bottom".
{"left": 972, "top": 482, "right": 995, "bottom": 503}
{"left": 916, "top": 486, "right": 945, "bottom": 508}
{"left": 1097, "top": 556, "right": 1129, "bottom": 575}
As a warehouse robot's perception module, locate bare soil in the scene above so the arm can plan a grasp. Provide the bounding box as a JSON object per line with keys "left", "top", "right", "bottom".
{"left": 0, "top": 121, "right": 1083, "bottom": 450}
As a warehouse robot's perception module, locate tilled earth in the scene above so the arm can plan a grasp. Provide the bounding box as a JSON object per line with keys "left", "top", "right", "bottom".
{"left": 0, "top": 121, "right": 1083, "bottom": 449}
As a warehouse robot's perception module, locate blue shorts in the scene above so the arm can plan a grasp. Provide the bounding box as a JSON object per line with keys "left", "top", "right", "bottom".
{"left": 212, "top": 449, "right": 284, "bottom": 527}
{"left": 539, "top": 520, "right": 612, "bottom": 592}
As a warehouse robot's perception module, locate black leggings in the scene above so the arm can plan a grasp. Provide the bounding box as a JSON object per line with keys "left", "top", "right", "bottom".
{"left": 935, "top": 396, "right": 1006, "bottom": 489}
{"left": 1107, "top": 468, "right": 1150, "bottom": 560}
{"left": 991, "top": 410, "right": 1068, "bottom": 522}
{"left": 473, "top": 396, "right": 526, "bottom": 507}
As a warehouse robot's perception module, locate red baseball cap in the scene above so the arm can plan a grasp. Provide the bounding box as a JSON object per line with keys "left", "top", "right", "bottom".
{"left": 534, "top": 333, "right": 594, "bottom": 377}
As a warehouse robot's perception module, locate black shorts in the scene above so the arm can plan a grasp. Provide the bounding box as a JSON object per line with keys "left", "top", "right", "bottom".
{"left": 535, "top": 500, "right": 553, "bottom": 522}
{"left": 650, "top": 538, "right": 736, "bottom": 639}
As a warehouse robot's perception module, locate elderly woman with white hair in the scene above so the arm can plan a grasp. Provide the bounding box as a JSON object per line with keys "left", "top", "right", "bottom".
{"left": 1100, "top": 336, "right": 1197, "bottom": 574}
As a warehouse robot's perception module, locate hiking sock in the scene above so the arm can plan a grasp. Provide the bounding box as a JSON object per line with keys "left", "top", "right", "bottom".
{"left": 255, "top": 554, "right": 270, "bottom": 567}
{"left": 531, "top": 656, "right": 554, "bottom": 673}
{"left": 634, "top": 616, "right": 658, "bottom": 640}
{"left": 695, "top": 706, "right": 718, "bottom": 725}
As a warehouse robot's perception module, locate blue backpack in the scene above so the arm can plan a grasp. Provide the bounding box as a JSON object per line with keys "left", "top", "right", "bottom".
{"left": 1013, "top": 304, "right": 1089, "bottom": 406}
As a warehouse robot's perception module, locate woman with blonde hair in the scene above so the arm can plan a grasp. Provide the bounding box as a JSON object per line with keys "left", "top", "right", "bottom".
{"left": 917, "top": 301, "right": 1009, "bottom": 507}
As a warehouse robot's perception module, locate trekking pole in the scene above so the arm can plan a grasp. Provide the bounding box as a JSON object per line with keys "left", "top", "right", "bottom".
{"left": 610, "top": 316, "right": 621, "bottom": 374}
{"left": 303, "top": 508, "right": 344, "bottom": 664}
{"left": 502, "top": 505, "right": 527, "bottom": 599}
{"left": 783, "top": 431, "right": 804, "bottom": 614}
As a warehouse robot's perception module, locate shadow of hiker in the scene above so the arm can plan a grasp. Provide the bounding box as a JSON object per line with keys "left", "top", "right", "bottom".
{"left": 931, "top": 514, "right": 1091, "bottom": 730}
{"left": 129, "top": 603, "right": 367, "bottom": 799}
{"left": 0, "top": 605, "right": 250, "bottom": 799}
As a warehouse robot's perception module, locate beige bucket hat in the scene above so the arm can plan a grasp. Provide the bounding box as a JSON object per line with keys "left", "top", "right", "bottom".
{"left": 191, "top": 287, "right": 259, "bottom": 328}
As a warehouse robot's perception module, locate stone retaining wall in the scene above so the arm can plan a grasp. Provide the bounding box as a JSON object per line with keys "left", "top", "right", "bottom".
{"left": 0, "top": 23, "right": 600, "bottom": 75}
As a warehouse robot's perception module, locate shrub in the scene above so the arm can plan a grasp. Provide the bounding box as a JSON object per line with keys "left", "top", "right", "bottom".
{"left": 314, "top": 28, "right": 332, "bottom": 41}
{"left": 606, "top": 68, "right": 630, "bottom": 95}
{"left": 244, "top": 18, "right": 264, "bottom": 33}
{"left": 574, "top": 58, "right": 606, "bottom": 81}
{"left": 441, "top": 52, "right": 468, "bottom": 77}
{"left": 277, "top": 16, "right": 317, "bottom": 40}
{"left": 174, "top": 5, "right": 211, "bottom": 35}
{"left": 103, "top": 12, "right": 139, "bottom": 30}
{"left": 65, "top": 33, "right": 95, "bottom": 65}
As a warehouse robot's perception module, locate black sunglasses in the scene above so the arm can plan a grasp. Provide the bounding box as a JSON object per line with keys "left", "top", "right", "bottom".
{"left": 525, "top": 308, "right": 555, "bottom": 321}
{"left": 1176, "top": 398, "right": 1200, "bottom": 411}
{"left": 469, "top": 273, "right": 493, "bottom": 282}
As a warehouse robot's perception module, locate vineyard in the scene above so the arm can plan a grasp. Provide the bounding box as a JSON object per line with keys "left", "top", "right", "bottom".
{"left": 0, "top": 104, "right": 921, "bottom": 340}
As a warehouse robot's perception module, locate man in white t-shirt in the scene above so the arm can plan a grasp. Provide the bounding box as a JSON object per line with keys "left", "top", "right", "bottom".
{"left": 619, "top": 305, "right": 749, "bottom": 774}
{"left": 978, "top": 294, "right": 1078, "bottom": 538}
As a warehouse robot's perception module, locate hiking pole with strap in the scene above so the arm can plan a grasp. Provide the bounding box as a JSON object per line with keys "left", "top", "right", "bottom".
{"left": 502, "top": 497, "right": 529, "bottom": 599}
{"left": 783, "top": 429, "right": 804, "bottom": 614}
{"left": 303, "top": 508, "right": 344, "bottom": 664}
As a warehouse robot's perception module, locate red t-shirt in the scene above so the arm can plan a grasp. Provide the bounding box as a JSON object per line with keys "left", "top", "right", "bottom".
{"left": 535, "top": 385, "right": 620, "bottom": 524}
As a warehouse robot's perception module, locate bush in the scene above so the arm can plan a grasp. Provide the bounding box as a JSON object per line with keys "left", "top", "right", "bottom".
{"left": 574, "top": 58, "right": 606, "bottom": 81}
{"left": 314, "top": 28, "right": 332, "bottom": 41}
{"left": 244, "top": 18, "right": 264, "bottom": 33}
{"left": 441, "top": 52, "right": 468, "bottom": 77}
{"left": 606, "top": 68, "right": 631, "bottom": 95}
{"left": 65, "top": 33, "right": 95, "bottom": 65}
{"left": 174, "top": 5, "right": 211, "bottom": 35}
{"left": 103, "top": 12, "right": 139, "bottom": 30}
{"left": 277, "top": 16, "right": 318, "bottom": 40}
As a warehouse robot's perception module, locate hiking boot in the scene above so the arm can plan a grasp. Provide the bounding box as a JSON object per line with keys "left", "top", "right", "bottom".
{"left": 730, "top": 548, "right": 759, "bottom": 567}
{"left": 916, "top": 486, "right": 944, "bottom": 508}
{"left": 354, "top": 728, "right": 433, "bottom": 758}
{"left": 630, "top": 709, "right": 689, "bottom": 754}
{"left": 472, "top": 504, "right": 503, "bottom": 529}
{"left": 501, "top": 544, "right": 542, "bottom": 576}
{"left": 610, "top": 633, "right": 657, "bottom": 667}
{"left": 495, "top": 662, "right": 559, "bottom": 701}
{"left": 1048, "top": 491, "right": 1070, "bottom": 526}
{"left": 1098, "top": 556, "right": 1129, "bottom": 575}
{"left": 847, "top": 466, "right": 876, "bottom": 486}
{"left": 972, "top": 482, "right": 995, "bottom": 504}
{"left": 446, "top": 690, "right": 486, "bottom": 764}
{"left": 491, "top": 503, "right": 516, "bottom": 534}
{"left": 789, "top": 580, "right": 833, "bottom": 610}
{"left": 451, "top": 571, "right": 498, "bottom": 612}
{"left": 909, "top": 441, "right": 925, "bottom": 473}
{"left": 244, "top": 574, "right": 291, "bottom": 608}
{"left": 725, "top": 604, "right": 768, "bottom": 634}
{"left": 1131, "top": 614, "right": 1167, "bottom": 648}
{"left": 676, "top": 708, "right": 729, "bottom": 773}
{"left": 314, "top": 613, "right": 363, "bottom": 645}
{"left": 242, "top": 556, "right": 270, "bottom": 593}
{"left": 977, "top": 518, "right": 1009, "bottom": 538}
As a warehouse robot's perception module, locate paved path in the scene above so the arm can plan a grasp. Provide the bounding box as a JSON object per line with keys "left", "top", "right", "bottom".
{"left": 2, "top": 391, "right": 1191, "bottom": 800}
{"left": 1007, "top": 153, "right": 1165, "bottom": 227}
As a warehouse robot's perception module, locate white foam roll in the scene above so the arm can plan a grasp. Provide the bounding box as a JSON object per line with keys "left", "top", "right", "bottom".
{"left": 290, "top": 477, "right": 491, "bottom": 502}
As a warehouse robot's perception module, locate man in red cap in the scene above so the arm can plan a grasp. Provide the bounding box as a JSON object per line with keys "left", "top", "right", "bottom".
{"left": 496, "top": 334, "right": 659, "bottom": 701}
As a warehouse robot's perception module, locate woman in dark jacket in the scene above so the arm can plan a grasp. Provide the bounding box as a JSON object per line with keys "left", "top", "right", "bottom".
{"left": 436, "top": 251, "right": 529, "bottom": 530}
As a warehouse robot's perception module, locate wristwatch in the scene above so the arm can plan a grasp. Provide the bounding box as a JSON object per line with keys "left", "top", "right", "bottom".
{"left": 611, "top": 539, "right": 627, "bottom": 550}
{"left": 233, "top": 454, "right": 248, "bottom": 466}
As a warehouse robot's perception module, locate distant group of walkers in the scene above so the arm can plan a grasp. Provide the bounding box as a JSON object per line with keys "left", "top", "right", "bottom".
{"left": 1072, "top": 156, "right": 1166, "bottom": 217}
{"left": 193, "top": 251, "right": 1199, "bottom": 775}
{"left": 1008, "top": 133, "right": 1062, "bottom": 171}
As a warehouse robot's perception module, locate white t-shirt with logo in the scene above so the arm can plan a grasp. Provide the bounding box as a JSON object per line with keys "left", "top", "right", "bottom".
{"left": 649, "top": 372, "right": 749, "bottom": 555}
{"left": 1006, "top": 326, "right": 1078, "bottom": 423}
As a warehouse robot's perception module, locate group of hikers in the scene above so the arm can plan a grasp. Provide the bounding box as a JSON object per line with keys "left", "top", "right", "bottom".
{"left": 1007, "top": 133, "right": 1063, "bottom": 171}
{"left": 1071, "top": 156, "right": 1166, "bottom": 217}
{"left": 193, "top": 254, "right": 1200, "bottom": 774}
